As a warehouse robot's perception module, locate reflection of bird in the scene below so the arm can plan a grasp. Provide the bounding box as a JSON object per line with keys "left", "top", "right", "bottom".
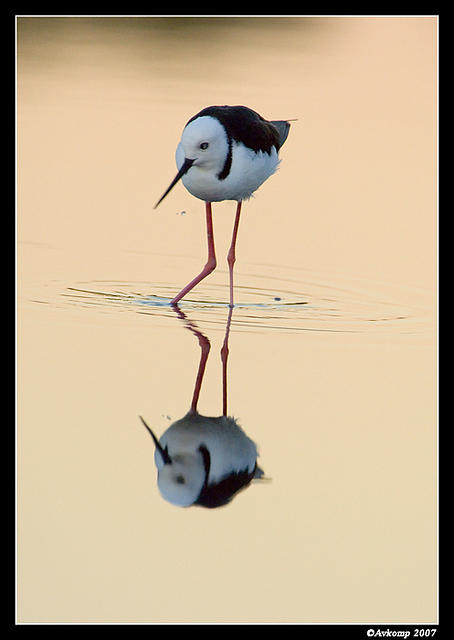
{"left": 155, "top": 105, "right": 291, "bottom": 306}
{"left": 140, "top": 412, "right": 263, "bottom": 508}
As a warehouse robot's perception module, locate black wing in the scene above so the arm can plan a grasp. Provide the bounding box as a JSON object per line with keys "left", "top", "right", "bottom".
{"left": 194, "top": 445, "right": 256, "bottom": 509}
{"left": 186, "top": 105, "right": 288, "bottom": 154}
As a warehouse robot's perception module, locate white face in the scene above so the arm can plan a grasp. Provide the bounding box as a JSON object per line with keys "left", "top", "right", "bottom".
{"left": 157, "top": 453, "right": 206, "bottom": 507}
{"left": 176, "top": 115, "right": 229, "bottom": 173}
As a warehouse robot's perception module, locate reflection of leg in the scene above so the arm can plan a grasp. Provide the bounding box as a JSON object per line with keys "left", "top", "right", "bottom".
{"left": 171, "top": 202, "right": 217, "bottom": 305}
{"left": 190, "top": 330, "right": 210, "bottom": 413}
{"left": 221, "top": 305, "right": 234, "bottom": 416}
{"left": 227, "top": 201, "right": 242, "bottom": 308}
{"left": 171, "top": 305, "right": 211, "bottom": 414}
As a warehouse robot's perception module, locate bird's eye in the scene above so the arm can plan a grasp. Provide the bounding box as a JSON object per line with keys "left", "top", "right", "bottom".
{"left": 176, "top": 475, "right": 185, "bottom": 484}
{"left": 199, "top": 142, "right": 209, "bottom": 150}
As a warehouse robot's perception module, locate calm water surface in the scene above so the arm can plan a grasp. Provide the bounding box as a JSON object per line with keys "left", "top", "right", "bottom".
{"left": 17, "top": 17, "right": 437, "bottom": 624}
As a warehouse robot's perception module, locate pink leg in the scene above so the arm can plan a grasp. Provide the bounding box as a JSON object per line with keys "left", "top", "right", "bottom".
{"left": 220, "top": 305, "right": 234, "bottom": 416}
{"left": 171, "top": 305, "right": 210, "bottom": 413}
{"left": 227, "top": 201, "right": 242, "bottom": 308}
{"left": 191, "top": 330, "right": 210, "bottom": 413}
{"left": 171, "top": 202, "right": 217, "bottom": 305}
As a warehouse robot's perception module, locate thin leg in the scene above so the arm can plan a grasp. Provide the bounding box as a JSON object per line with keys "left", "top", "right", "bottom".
{"left": 220, "top": 305, "right": 234, "bottom": 416}
{"left": 171, "top": 305, "right": 211, "bottom": 413}
{"left": 171, "top": 202, "right": 217, "bottom": 305}
{"left": 227, "top": 201, "right": 242, "bottom": 308}
{"left": 191, "top": 330, "right": 210, "bottom": 413}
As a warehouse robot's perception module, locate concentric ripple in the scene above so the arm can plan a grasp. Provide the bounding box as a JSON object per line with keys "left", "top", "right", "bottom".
{"left": 59, "top": 266, "right": 428, "bottom": 336}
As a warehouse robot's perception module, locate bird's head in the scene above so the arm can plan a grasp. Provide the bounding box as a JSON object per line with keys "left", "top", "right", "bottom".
{"left": 177, "top": 116, "right": 228, "bottom": 172}
{"left": 157, "top": 452, "right": 206, "bottom": 507}
{"left": 154, "top": 116, "right": 228, "bottom": 207}
{"left": 139, "top": 416, "right": 207, "bottom": 507}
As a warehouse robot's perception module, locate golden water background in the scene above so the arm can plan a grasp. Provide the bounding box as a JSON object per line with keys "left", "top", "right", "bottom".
{"left": 17, "top": 16, "right": 437, "bottom": 623}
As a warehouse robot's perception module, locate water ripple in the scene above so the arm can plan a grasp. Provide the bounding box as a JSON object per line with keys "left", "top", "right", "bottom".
{"left": 58, "top": 267, "right": 428, "bottom": 336}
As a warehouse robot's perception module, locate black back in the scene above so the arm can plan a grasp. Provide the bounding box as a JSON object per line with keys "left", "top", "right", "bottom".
{"left": 194, "top": 467, "right": 257, "bottom": 509}
{"left": 194, "top": 445, "right": 257, "bottom": 508}
{"left": 186, "top": 105, "right": 288, "bottom": 154}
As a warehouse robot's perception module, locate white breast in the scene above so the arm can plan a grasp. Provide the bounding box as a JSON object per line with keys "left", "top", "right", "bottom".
{"left": 181, "top": 142, "right": 280, "bottom": 203}
{"left": 158, "top": 414, "right": 258, "bottom": 484}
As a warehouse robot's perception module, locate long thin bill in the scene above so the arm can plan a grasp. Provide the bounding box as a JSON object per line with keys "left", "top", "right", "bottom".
{"left": 139, "top": 416, "right": 172, "bottom": 464}
{"left": 154, "top": 157, "right": 195, "bottom": 209}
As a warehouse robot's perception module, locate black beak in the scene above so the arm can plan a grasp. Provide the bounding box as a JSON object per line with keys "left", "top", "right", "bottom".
{"left": 154, "top": 157, "right": 195, "bottom": 209}
{"left": 139, "top": 416, "right": 172, "bottom": 465}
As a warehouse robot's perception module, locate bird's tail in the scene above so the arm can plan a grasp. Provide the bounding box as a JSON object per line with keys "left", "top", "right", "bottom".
{"left": 271, "top": 120, "right": 291, "bottom": 149}
{"left": 254, "top": 465, "right": 271, "bottom": 480}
